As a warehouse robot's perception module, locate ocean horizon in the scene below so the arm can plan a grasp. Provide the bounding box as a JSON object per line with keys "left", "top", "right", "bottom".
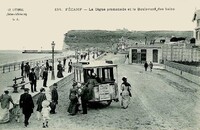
{"left": 0, "top": 50, "right": 74, "bottom": 65}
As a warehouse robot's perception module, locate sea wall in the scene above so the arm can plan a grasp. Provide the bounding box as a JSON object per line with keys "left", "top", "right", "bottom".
{"left": 165, "top": 62, "right": 200, "bottom": 85}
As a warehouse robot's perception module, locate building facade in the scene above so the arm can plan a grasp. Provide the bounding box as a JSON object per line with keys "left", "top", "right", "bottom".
{"left": 128, "top": 44, "right": 162, "bottom": 64}
{"left": 193, "top": 9, "right": 200, "bottom": 46}
{"left": 162, "top": 43, "right": 200, "bottom": 62}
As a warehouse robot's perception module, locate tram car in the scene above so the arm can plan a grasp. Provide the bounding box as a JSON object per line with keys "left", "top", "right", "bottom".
{"left": 72, "top": 60, "right": 119, "bottom": 106}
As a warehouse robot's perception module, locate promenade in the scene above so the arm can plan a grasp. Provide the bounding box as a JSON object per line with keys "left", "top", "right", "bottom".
{"left": 0, "top": 53, "right": 99, "bottom": 110}
{"left": 1, "top": 53, "right": 200, "bottom": 130}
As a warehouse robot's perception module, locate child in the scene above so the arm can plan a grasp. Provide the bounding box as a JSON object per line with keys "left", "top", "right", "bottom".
{"left": 76, "top": 83, "right": 82, "bottom": 111}
{"left": 41, "top": 100, "right": 51, "bottom": 128}
{"left": 12, "top": 102, "right": 21, "bottom": 123}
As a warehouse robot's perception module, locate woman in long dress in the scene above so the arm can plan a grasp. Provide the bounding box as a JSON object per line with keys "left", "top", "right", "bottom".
{"left": 0, "top": 90, "right": 15, "bottom": 123}
{"left": 57, "top": 61, "right": 64, "bottom": 78}
{"left": 120, "top": 76, "right": 131, "bottom": 109}
{"left": 67, "top": 84, "right": 79, "bottom": 115}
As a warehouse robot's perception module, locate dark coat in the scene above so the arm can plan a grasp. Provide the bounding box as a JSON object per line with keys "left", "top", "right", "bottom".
{"left": 29, "top": 71, "right": 37, "bottom": 82}
{"left": 68, "top": 61, "right": 72, "bottom": 67}
{"left": 67, "top": 88, "right": 78, "bottom": 115}
{"left": 21, "top": 63, "right": 24, "bottom": 70}
{"left": 24, "top": 64, "right": 30, "bottom": 72}
{"left": 144, "top": 63, "right": 148, "bottom": 68}
{"left": 81, "top": 86, "right": 89, "bottom": 101}
{"left": 19, "top": 93, "right": 34, "bottom": 114}
{"left": 52, "top": 88, "right": 58, "bottom": 104}
{"left": 36, "top": 93, "right": 46, "bottom": 112}
{"left": 57, "top": 63, "right": 63, "bottom": 78}
{"left": 43, "top": 70, "right": 48, "bottom": 80}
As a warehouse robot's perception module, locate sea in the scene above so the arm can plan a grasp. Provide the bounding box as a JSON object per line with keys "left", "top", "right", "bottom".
{"left": 0, "top": 50, "right": 74, "bottom": 65}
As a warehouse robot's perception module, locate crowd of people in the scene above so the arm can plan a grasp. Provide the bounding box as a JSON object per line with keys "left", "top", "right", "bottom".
{"left": 0, "top": 83, "right": 59, "bottom": 127}
{"left": 67, "top": 73, "right": 132, "bottom": 117}
{"left": 0, "top": 53, "right": 135, "bottom": 128}
{"left": 20, "top": 58, "right": 73, "bottom": 92}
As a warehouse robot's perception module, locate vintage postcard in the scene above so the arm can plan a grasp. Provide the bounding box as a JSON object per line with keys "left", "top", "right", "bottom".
{"left": 0, "top": 0, "right": 200, "bottom": 130}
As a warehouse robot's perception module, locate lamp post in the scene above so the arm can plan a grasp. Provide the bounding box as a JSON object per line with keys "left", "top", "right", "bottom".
{"left": 76, "top": 47, "right": 79, "bottom": 63}
{"left": 87, "top": 49, "right": 90, "bottom": 60}
{"left": 51, "top": 41, "right": 55, "bottom": 80}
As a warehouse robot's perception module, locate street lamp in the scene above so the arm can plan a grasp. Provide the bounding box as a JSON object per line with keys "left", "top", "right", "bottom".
{"left": 75, "top": 47, "right": 79, "bottom": 63}
{"left": 51, "top": 41, "right": 55, "bottom": 80}
{"left": 87, "top": 49, "right": 90, "bottom": 60}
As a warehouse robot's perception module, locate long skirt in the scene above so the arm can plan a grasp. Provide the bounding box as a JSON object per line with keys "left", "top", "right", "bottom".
{"left": 57, "top": 71, "right": 63, "bottom": 78}
{"left": 121, "top": 91, "right": 130, "bottom": 109}
{"left": 0, "top": 107, "right": 10, "bottom": 123}
{"left": 67, "top": 102, "right": 78, "bottom": 115}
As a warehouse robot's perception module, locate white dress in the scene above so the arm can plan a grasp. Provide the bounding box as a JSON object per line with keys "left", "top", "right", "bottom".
{"left": 121, "top": 84, "right": 131, "bottom": 109}
{"left": 41, "top": 106, "right": 51, "bottom": 120}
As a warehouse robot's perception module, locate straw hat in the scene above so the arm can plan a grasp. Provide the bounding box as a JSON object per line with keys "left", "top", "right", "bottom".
{"left": 42, "top": 100, "right": 50, "bottom": 107}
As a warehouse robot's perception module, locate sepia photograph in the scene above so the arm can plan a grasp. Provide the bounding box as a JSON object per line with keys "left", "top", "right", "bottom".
{"left": 0, "top": 0, "right": 200, "bottom": 129}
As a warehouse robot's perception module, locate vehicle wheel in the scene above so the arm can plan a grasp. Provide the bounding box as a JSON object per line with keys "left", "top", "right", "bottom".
{"left": 100, "top": 100, "right": 112, "bottom": 107}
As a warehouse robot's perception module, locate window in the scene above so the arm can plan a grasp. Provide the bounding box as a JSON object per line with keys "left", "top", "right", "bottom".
{"left": 141, "top": 49, "right": 147, "bottom": 62}
{"left": 132, "top": 49, "right": 137, "bottom": 62}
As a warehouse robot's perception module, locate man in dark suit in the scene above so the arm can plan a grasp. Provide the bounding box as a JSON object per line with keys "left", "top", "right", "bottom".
{"left": 50, "top": 83, "right": 58, "bottom": 114}
{"left": 29, "top": 68, "right": 37, "bottom": 92}
{"left": 24, "top": 62, "right": 30, "bottom": 78}
{"left": 19, "top": 88, "right": 34, "bottom": 127}
{"left": 80, "top": 83, "right": 89, "bottom": 114}
{"left": 68, "top": 59, "right": 72, "bottom": 73}
{"left": 43, "top": 67, "right": 48, "bottom": 87}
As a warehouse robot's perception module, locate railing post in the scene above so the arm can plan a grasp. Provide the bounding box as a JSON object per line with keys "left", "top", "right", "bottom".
{"left": 13, "top": 77, "right": 18, "bottom": 93}
{"left": 14, "top": 65, "right": 16, "bottom": 71}
{"left": 9, "top": 65, "right": 10, "bottom": 72}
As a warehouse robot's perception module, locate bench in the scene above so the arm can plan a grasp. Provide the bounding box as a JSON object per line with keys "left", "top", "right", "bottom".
{"left": 8, "top": 76, "right": 30, "bottom": 93}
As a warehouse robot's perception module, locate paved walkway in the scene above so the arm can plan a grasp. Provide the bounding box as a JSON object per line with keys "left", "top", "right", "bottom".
{"left": 0, "top": 58, "right": 75, "bottom": 109}
{"left": 0, "top": 53, "right": 100, "bottom": 110}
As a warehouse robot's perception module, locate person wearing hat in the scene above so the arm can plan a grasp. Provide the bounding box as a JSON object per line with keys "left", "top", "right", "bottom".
{"left": 68, "top": 59, "right": 73, "bottom": 73}
{"left": 41, "top": 100, "right": 51, "bottom": 128}
{"left": 80, "top": 83, "right": 89, "bottom": 114}
{"left": 36, "top": 88, "right": 46, "bottom": 120}
{"left": 19, "top": 88, "right": 34, "bottom": 127}
{"left": 29, "top": 68, "right": 37, "bottom": 93}
{"left": 42, "top": 67, "right": 48, "bottom": 87}
{"left": 0, "top": 89, "right": 15, "bottom": 123}
{"left": 120, "top": 76, "right": 132, "bottom": 109}
{"left": 40, "top": 63, "right": 45, "bottom": 78}
{"left": 57, "top": 60, "right": 64, "bottom": 78}
{"left": 34, "top": 62, "right": 40, "bottom": 80}
{"left": 24, "top": 62, "right": 30, "bottom": 78}
{"left": 21, "top": 61, "right": 25, "bottom": 76}
{"left": 50, "top": 83, "right": 58, "bottom": 114}
{"left": 85, "top": 73, "right": 99, "bottom": 100}
{"left": 67, "top": 83, "right": 79, "bottom": 115}
{"left": 46, "top": 60, "right": 49, "bottom": 72}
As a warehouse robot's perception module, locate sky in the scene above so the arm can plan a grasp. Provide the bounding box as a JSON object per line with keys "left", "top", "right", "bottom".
{"left": 0, "top": 0, "right": 200, "bottom": 50}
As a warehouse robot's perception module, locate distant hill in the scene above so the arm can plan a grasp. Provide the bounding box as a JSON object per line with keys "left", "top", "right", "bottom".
{"left": 63, "top": 30, "right": 193, "bottom": 50}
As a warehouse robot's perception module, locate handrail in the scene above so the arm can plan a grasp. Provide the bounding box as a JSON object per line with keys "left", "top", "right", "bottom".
{"left": 0, "top": 55, "right": 75, "bottom": 73}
